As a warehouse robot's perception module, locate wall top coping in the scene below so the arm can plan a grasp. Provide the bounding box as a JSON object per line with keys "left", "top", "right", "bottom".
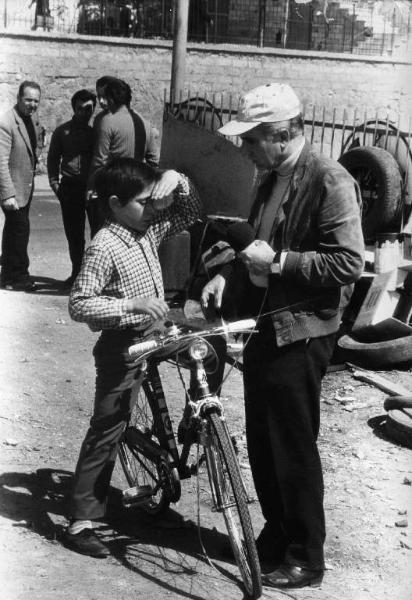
{"left": 1, "top": 30, "right": 411, "bottom": 66}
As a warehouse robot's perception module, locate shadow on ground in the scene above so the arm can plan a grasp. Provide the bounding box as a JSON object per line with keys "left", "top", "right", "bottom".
{"left": 0, "top": 468, "right": 248, "bottom": 600}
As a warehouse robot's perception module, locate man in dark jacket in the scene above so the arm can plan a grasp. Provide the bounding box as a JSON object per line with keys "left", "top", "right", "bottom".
{"left": 201, "top": 82, "right": 364, "bottom": 589}
{"left": 47, "top": 89, "right": 96, "bottom": 288}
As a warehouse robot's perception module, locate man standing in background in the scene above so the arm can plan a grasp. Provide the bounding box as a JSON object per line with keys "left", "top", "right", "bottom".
{"left": 0, "top": 80, "right": 42, "bottom": 292}
{"left": 47, "top": 89, "right": 96, "bottom": 288}
{"left": 87, "top": 77, "right": 159, "bottom": 234}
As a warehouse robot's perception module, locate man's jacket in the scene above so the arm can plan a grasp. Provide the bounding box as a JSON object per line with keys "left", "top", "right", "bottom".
{"left": 225, "top": 139, "right": 365, "bottom": 346}
{"left": 0, "top": 106, "right": 43, "bottom": 207}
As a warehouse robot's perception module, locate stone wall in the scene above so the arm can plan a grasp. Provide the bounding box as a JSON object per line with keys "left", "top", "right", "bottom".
{"left": 1, "top": 31, "right": 410, "bottom": 139}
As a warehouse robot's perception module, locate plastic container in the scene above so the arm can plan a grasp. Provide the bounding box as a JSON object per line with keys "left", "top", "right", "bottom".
{"left": 374, "top": 233, "right": 401, "bottom": 273}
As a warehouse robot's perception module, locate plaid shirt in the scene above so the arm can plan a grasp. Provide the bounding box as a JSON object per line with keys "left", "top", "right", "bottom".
{"left": 69, "top": 174, "right": 201, "bottom": 331}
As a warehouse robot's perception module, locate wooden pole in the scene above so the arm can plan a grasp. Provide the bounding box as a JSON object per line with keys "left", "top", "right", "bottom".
{"left": 170, "top": 0, "right": 189, "bottom": 107}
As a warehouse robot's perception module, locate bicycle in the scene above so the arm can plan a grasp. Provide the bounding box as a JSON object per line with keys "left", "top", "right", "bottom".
{"left": 117, "top": 317, "right": 262, "bottom": 599}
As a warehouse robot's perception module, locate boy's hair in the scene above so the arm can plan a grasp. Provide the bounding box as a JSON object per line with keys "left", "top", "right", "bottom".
{"left": 95, "top": 158, "right": 161, "bottom": 215}
{"left": 71, "top": 89, "right": 97, "bottom": 111}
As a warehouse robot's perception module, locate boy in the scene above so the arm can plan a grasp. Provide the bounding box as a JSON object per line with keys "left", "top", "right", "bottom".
{"left": 65, "top": 158, "right": 202, "bottom": 557}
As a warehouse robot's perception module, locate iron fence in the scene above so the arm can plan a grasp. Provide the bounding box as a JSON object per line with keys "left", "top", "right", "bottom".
{"left": 165, "top": 92, "right": 412, "bottom": 213}
{"left": 167, "top": 92, "right": 410, "bottom": 161}
{"left": 1, "top": 1, "right": 411, "bottom": 58}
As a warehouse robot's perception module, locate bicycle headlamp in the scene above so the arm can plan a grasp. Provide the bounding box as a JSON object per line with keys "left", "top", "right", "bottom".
{"left": 188, "top": 338, "right": 209, "bottom": 360}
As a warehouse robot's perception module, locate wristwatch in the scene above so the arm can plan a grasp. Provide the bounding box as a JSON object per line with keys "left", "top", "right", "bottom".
{"left": 269, "top": 251, "right": 282, "bottom": 275}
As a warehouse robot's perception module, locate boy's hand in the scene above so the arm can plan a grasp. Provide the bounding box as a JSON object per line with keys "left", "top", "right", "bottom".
{"left": 150, "top": 170, "right": 180, "bottom": 209}
{"left": 126, "top": 297, "right": 169, "bottom": 320}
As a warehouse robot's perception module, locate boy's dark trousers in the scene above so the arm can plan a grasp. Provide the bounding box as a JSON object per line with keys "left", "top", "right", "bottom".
{"left": 58, "top": 177, "right": 92, "bottom": 278}
{"left": 70, "top": 329, "right": 144, "bottom": 520}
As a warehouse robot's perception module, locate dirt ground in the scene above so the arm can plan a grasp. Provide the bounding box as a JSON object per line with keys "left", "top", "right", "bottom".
{"left": 0, "top": 178, "right": 411, "bottom": 600}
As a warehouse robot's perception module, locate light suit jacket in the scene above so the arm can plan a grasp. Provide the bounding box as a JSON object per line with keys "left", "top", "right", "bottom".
{"left": 0, "top": 106, "right": 43, "bottom": 207}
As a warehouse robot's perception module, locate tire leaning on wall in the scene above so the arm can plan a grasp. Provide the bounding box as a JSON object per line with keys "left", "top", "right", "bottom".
{"left": 338, "top": 146, "right": 403, "bottom": 243}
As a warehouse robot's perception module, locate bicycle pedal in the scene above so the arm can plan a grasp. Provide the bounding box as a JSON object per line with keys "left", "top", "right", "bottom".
{"left": 122, "top": 485, "right": 153, "bottom": 507}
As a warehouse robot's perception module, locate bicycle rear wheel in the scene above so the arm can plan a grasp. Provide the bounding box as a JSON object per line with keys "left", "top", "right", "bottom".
{"left": 205, "top": 412, "right": 262, "bottom": 599}
{"left": 118, "top": 380, "right": 178, "bottom": 516}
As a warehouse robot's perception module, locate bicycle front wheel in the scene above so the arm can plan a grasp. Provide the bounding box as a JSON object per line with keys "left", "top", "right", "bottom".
{"left": 118, "top": 380, "right": 178, "bottom": 516}
{"left": 205, "top": 412, "right": 262, "bottom": 599}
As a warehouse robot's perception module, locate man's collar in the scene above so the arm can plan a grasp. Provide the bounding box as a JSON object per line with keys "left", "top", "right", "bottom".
{"left": 275, "top": 136, "right": 305, "bottom": 176}
{"left": 14, "top": 105, "right": 30, "bottom": 121}
{"left": 71, "top": 117, "right": 91, "bottom": 128}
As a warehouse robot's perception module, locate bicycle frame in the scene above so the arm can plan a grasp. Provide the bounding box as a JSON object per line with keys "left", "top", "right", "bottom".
{"left": 125, "top": 318, "right": 255, "bottom": 498}
{"left": 121, "top": 318, "right": 262, "bottom": 598}
{"left": 132, "top": 344, "right": 225, "bottom": 492}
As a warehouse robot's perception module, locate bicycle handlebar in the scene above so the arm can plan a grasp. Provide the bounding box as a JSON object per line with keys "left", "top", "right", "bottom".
{"left": 128, "top": 318, "right": 256, "bottom": 360}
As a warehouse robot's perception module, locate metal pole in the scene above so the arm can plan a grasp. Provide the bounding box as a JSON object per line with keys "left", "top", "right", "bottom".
{"left": 170, "top": 0, "right": 189, "bottom": 106}
{"left": 283, "top": 0, "right": 289, "bottom": 48}
{"left": 258, "top": 0, "right": 266, "bottom": 47}
{"left": 3, "top": 0, "right": 7, "bottom": 29}
{"left": 350, "top": 2, "right": 355, "bottom": 53}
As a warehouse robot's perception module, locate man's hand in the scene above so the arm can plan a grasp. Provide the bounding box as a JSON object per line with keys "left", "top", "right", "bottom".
{"left": 201, "top": 274, "right": 227, "bottom": 311}
{"left": 239, "top": 240, "right": 275, "bottom": 275}
{"left": 150, "top": 170, "right": 180, "bottom": 209}
{"left": 2, "top": 197, "right": 19, "bottom": 211}
{"left": 126, "top": 297, "right": 169, "bottom": 320}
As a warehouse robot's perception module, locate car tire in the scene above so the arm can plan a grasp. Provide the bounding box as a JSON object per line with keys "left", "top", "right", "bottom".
{"left": 338, "top": 146, "right": 403, "bottom": 242}
{"left": 385, "top": 408, "right": 412, "bottom": 449}
{"left": 337, "top": 333, "right": 412, "bottom": 369}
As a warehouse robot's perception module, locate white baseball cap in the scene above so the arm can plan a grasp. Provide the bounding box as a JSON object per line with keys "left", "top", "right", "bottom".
{"left": 218, "top": 83, "right": 302, "bottom": 136}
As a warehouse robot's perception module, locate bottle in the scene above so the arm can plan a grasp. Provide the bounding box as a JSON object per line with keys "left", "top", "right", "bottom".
{"left": 374, "top": 233, "right": 400, "bottom": 273}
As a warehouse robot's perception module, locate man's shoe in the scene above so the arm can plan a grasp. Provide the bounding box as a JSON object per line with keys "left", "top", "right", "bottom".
{"left": 262, "top": 564, "right": 324, "bottom": 589}
{"left": 63, "top": 528, "right": 109, "bottom": 558}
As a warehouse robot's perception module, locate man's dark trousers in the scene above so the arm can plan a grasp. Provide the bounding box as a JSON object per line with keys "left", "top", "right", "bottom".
{"left": 58, "top": 177, "right": 92, "bottom": 278}
{"left": 243, "top": 319, "right": 335, "bottom": 570}
{"left": 1, "top": 196, "right": 32, "bottom": 285}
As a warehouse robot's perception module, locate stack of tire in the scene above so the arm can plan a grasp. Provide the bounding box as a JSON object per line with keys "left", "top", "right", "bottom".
{"left": 337, "top": 144, "right": 411, "bottom": 369}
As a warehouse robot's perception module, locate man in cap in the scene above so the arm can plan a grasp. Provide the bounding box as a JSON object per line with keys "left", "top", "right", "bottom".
{"left": 201, "top": 83, "right": 364, "bottom": 588}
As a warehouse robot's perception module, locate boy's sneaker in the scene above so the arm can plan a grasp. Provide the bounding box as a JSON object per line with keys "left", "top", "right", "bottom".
{"left": 63, "top": 528, "right": 109, "bottom": 558}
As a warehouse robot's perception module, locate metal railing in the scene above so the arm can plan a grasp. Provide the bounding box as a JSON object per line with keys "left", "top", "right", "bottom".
{"left": 166, "top": 92, "right": 411, "bottom": 160}
{"left": 165, "top": 93, "right": 412, "bottom": 218}
{"left": 1, "top": 0, "right": 411, "bottom": 58}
